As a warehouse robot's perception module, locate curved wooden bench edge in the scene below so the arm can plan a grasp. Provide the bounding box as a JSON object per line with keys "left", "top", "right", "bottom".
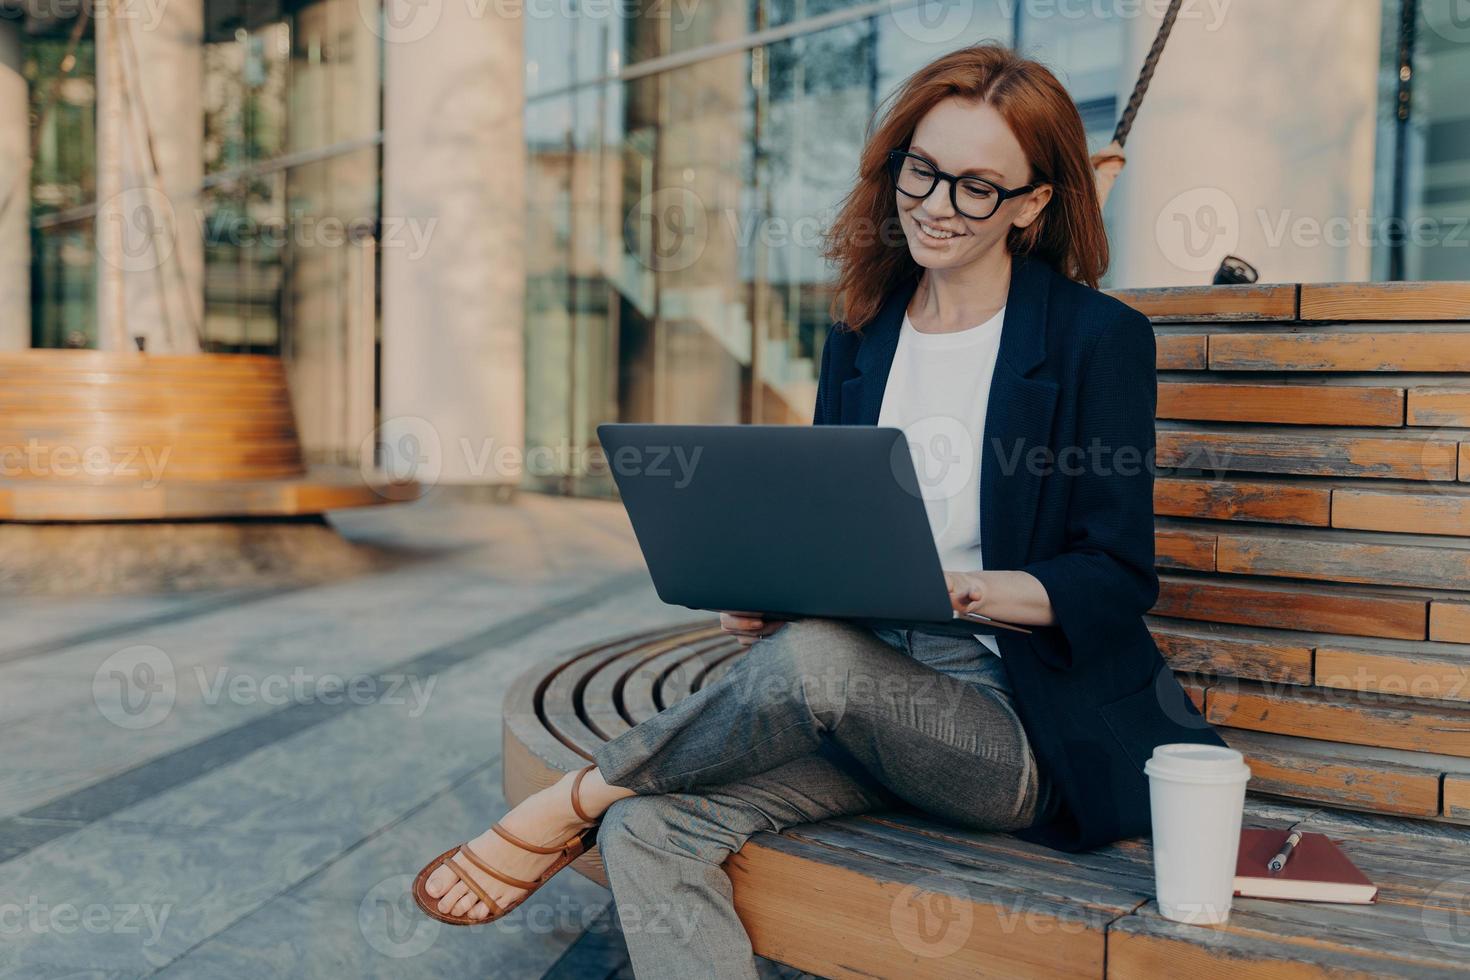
{"left": 0, "top": 470, "right": 420, "bottom": 521}
{"left": 503, "top": 621, "right": 723, "bottom": 888}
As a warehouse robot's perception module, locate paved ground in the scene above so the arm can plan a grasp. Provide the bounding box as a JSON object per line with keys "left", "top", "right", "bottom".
{"left": 0, "top": 493, "right": 748, "bottom": 979}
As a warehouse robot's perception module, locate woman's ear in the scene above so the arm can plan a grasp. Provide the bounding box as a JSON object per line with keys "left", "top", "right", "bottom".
{"left": 1011, "top": 185, "right": 1054, "bottom": 231}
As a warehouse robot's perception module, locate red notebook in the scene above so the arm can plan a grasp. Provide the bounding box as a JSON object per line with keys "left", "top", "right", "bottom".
{"left": 1234, "top": 829, "right": 1378, "bottom": 903}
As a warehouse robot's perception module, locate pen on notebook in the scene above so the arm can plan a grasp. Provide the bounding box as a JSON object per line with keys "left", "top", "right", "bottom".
{"left": 1268, "top": 809, "right": 1322, "bottom": 874}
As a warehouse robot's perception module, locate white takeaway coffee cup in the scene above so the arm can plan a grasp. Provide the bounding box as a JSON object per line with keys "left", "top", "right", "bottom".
{"left": 1143, "top": 743, "right": 1252, "bottom": 925}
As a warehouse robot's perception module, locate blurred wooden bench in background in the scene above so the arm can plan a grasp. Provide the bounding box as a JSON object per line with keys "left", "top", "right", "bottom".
{"left": 505, "top": 280, "right": 1470, "bottom": 978}
{"left": 0, "top": 351, "right": 417, "bottom": 593}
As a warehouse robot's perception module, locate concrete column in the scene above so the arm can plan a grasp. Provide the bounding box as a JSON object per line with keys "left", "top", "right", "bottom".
{"left": 94, "top": 0, "right": 203, "bottom": 352}
{"left": 0, "top": 15, "right": 27, "bottom": 349}
{"left": 380, "top": 2, "right": 524, "bottom": 485}
{"left": 1108, "top": 0, "right": 1383, "bottom": 287}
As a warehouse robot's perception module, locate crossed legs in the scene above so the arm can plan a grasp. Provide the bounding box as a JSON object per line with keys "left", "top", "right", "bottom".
{"left": 591, "top": 618, "right": 1053, "bottom": 976}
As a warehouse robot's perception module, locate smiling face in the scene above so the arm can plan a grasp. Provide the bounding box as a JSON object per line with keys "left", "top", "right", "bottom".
{"left": 895, "top": 96, "right": 1052, "bottom": 272}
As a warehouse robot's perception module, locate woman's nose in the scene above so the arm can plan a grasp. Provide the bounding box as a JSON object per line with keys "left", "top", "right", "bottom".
{"left": 920, "top": 181, "right": 957, "bottom": 218}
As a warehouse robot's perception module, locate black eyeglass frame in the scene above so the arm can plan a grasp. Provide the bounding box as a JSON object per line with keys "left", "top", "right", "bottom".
{"left": 886, "top": 149, "right": 1040, "bottom": 220}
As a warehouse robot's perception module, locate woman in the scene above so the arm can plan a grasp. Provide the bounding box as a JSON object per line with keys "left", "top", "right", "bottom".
{"left": 414, "top": 43, "right": 1226, "bottom": 975}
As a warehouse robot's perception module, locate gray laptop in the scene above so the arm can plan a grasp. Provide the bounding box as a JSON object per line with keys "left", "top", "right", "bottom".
{"left": 597, "top": 423, "right": 1031, "bottom": 638}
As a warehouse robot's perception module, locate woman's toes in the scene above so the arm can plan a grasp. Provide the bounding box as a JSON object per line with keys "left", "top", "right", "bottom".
{"left": 437, "top": 881, "right": 468, "bottom": 915}
{"left": 425, "top": 866, "right": 455, "bottom": 898}
{"left": 451, "top": 893, "right": 477, "bottom": 917}
{"left": 469, "top": 902, "right": 490, "bottom": 921}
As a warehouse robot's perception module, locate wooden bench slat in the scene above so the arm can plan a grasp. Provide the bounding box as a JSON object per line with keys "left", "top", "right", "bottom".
{"left": 1207, "top": 680, "right": 1470, "bottom": 758}
{"left": 1299, "top": 282, "right": 1470, "bottom": 322}
{"left": 622, "top": 636, "right": 730, "bottom": 726}
{"left": 1445, "top": 777, "right": 1470, "bottom": 823}
{"left": 1155, "top": 333, "right": 1209, "bottom": 369}
{"left": 1108, "top": 904, "right": 1460, "bottom": 979}
{"left": 1155, "top": 529, "right": 1216, "bottom": 571}
{"left": 1158, "top": 382, "right": 1405, "bottom": 426}
{"left": 1214, "top": 530, "right": 1470, "bottom": 591}
{"left": 658, "top": 641, "right": 739, "bottom": 706}
{"left": 1157, "top": 428, "right": 1461, "bottom": 480}
{"left": 1154, "top": 476, "right": 1332, "bottom": 526}
{"left": 785, "top": 818, "right": 1147, "bottom": 914}
{"left": 1208, "top": 331, "right": 1470, "bottom": 372}
{"left": 1431, "top": 601, "right": 1470, "bottom": 642}
{"left": 1154, "top": 577, "right": 1427, "bottom": 640}
{"left": 1406, "top": 386, "right": 1470, "bottom": 426}
{"left": 1332, "top": 487, "right": 1470, "bottom": 536}
{"left": 1148, "top": 619, "right": 1314, "bottom": 684}
{"left": 1314, "top": 645, "right": 1470, "bottom": 704}
{"left": 1222, "top": 729, "right": 1443, "bottom": 818}
{"left": 733, "top": 833, "right": 1110, "bottom": 980}
{"left": 1112, "top": 284, "right": 1298, "bottom": 322}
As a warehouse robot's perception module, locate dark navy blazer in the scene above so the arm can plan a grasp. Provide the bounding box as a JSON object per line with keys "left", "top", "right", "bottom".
{"left": 813, "top": 255, "right": 1228, "bottom": 852}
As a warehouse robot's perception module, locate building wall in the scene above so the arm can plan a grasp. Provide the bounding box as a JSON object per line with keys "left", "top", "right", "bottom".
{"left": 1110, "top": 0, "right": 1384, "bottom": 287}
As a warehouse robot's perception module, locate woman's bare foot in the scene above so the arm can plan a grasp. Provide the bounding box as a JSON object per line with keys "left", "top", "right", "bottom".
{"left": 422, "top": 768, "right": 632, "bottom": 921}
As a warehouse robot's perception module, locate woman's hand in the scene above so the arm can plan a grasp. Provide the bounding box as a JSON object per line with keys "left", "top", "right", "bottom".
{"left": 719, "top": 612, "right": 787, "bottom": 648}
{"left": 944, "top": 570, "right": 1058, "bottom": 627}
{"left": 945, "top": 571, "right": 990, "bottom": 616}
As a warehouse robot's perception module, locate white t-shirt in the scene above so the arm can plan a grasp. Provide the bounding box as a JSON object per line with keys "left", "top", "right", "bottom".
{"left": 877, "top": 306, "right": 1006, "bottom": 657}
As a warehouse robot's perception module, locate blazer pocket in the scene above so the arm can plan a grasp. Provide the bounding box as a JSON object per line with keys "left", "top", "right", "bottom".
{"left": 1095, "top": 682, "right": 1173, "bottom": 774}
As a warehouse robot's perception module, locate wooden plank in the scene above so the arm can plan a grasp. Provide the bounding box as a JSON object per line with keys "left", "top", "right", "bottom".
{"left": 1155, "top": 529, "right": 1215, "bottom": 571}
{"left": 1406, "top": 387, "right": 1470, "bottom": 426}
{"left": 792, "top": 819, "right": 1147, "bottom": 917}
{"left": 1207, "top": 681, "right": 1470, "bottom": 758}
{"left": 1156, "top": 429, "right": 1459, "bottom": 481}
{"left": 1315, "top": 645, "right": 1470, "bottom": 703}
{"left": 1148, "top": 621, "right": 1313, "bottom": 684}
{"left": 1110, "top": 284, "right": 1297, "bottom": 322}
{"left": 733, "top": 833, "right": 1112, "bottom": 980}
{"left": 1215, "top": 532, "right": 1470, "bottom": 591}
{"left": 1462, "top": 442, "right": 1470, "bottom": 482}
{"left": 1299, "top": 281, "right": 1470, "bottom": 321}
{"left": 1108, "top": 904, "right": 1456, "bottom": 979}
{"left": 1332, "top": 488, "right": 1470, "bottom": 537}
{"left": 1154, "top": 477, "right": 1330, "bottom": 526}
{"left": 1153, "top": 577, "right": 1427, "bottom": 639}
{"left": 623, "top": 636, "right": 729, "bottom": 724}
{"left": 1209, "top": 332, "right": 1470, "bottom": 372}
{"left": 658, "top": 641, "right": 736, "bottom": 706}
{"left": 1155, "top": 333, "right": 1208, "bottom": 369}
{"left": 1447, "top": 777, "right": 1470, "bottom": 823}
{"left": 1181, "top": 681, "right": 1205, "bottom": 714}
{"left": 1157, "top": 383, "right": 1404, "bottom": 426}
{"left": 1222, "top": 729, "right": 1442, "bottom": 818}
{"left": 0, "top": 471, "right": 416, "bottom": 521}
{"left": 1431, "top": 601, "right": 1470, "bottom": 642}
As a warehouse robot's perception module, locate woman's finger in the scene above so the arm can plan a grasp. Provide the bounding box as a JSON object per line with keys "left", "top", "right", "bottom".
{"left": 720, "top": 612, "right": 766, "bottom": 632}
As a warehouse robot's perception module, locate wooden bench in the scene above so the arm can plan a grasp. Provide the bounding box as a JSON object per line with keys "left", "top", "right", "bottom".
{"left": 0, "top": 350, "right": 418, "bottom": 593}
{"left": 504, "top": 281, "right": 1470, "bottom": 978}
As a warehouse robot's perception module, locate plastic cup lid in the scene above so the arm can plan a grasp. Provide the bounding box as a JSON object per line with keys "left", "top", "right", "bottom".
{"left": 1143, "top": 743, "right": 1250, "bottom": 784}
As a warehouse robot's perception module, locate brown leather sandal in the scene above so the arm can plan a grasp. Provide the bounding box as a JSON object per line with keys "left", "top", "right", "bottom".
{"left": 412, "top": 764, "right": 601, "bottom": 926}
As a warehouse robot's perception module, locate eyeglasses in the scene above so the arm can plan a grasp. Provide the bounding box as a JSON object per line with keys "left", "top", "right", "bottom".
{"left": 886, "top": 149, "right": 1039, "bottom": 221}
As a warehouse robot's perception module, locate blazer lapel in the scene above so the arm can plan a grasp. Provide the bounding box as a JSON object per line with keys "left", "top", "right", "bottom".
{"left": 981, "top": 257, "right": 1060, "bottom": 572}
{"left": 839, "top": 276, "right": 918, "bottom": 425}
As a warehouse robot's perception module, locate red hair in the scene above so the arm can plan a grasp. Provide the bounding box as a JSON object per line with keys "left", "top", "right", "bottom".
{"left": 821, "top": 43, "right": 1108, "bottom": 331}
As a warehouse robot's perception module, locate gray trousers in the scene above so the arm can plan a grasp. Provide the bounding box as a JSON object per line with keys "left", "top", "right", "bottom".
{"left": 592, "top": 618, "right": 1062, "bottom": 979}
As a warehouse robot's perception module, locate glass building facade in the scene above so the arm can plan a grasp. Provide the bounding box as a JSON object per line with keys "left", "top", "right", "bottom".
{"left": 520, "top": 3, "right": 1130, "bottom": 493}
{"left": 520, "top": 0, "right": 1469, "bottom": 495}
{"left": 13, "top": 0, "right": 1470, "bottom": 492}
{"left": 24, "top": 0, "right": 382, "bottom": 459}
